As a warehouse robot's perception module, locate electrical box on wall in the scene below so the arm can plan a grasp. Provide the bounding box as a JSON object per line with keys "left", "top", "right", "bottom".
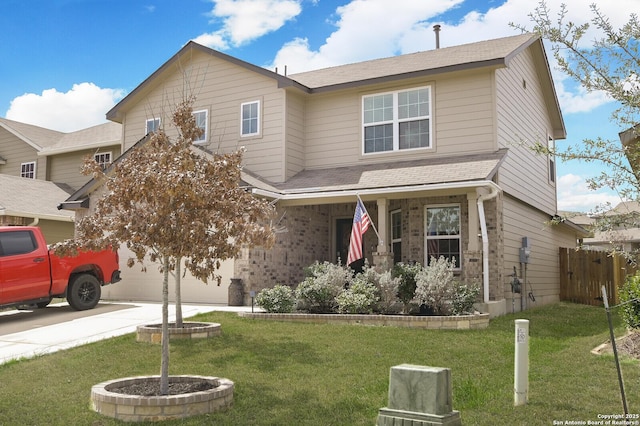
{"left": 519, "top": 237, "right": 531, "bottom": 264}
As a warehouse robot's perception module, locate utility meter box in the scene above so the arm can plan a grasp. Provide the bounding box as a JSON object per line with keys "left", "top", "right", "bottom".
{"left": 519, "top": 237, "right": 531, "bottom": 264}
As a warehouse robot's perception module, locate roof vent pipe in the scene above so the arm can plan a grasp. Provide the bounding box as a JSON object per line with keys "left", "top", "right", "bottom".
{"left": 433, "top": 24, "right": 441, "bottom": 49}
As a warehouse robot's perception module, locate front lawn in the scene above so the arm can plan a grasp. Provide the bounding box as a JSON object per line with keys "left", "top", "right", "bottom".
{"left": 0, "top": 302, "right": 637, "bottom": 425}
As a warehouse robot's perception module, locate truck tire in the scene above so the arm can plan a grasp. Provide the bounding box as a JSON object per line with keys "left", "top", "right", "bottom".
{"left": 67, "top": 274, "right": 101, "bottom": 311}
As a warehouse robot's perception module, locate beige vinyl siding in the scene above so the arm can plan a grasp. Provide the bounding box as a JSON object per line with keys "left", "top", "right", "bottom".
{"left": 284, "top": 91, "right": 305, "bottom": 179}
{"left": 303, "top": 71, "right": 496, "bottom": 169}
{"left": 495, "top": 48, "right": 557, "bottom": 214}
{"left": 502, "top": 196, "right": 577, "bottom": 308}
{"left": 121, "top": 50, "right": 287, "bottom": 182}
{"left": 0, "top": 130, "right": 45, "bottom": 179}
{"left": 47, "top": 145, "right": 121, "bottom": 190}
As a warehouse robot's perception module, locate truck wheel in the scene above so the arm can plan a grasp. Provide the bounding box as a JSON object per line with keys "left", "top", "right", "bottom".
{"left": 67, "top": 274, "right": 101, "bottom": 311}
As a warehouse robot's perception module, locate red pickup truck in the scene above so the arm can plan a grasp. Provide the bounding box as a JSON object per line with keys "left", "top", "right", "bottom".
{"left": 0, "top": 226, "right": 121, "bottom": 311}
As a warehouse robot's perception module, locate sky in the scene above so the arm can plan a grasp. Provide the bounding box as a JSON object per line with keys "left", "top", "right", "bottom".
{"left": 1, "top": 0, "right": 637, "bottom": 213}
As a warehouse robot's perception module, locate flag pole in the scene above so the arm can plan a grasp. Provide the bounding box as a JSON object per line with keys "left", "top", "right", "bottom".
{"left": 356, "top": 194, "right": 383, "bottom": 246}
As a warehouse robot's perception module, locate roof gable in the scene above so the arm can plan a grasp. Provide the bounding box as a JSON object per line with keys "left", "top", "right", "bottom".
{"left": 0, "top": 117, "right": 64, "bottom": 151}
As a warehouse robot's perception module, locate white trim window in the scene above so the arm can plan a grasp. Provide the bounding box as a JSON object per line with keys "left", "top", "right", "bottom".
{"left": 241, "top": 100, "right": 260, "bottom": 137}
{"left": 425, "top": 204, "right": 461, "bottom": 268}
{"left": 193, "top": 110, "right": 208, "bottom": 143}
{"left": 20, "top": 161, "right": 36, "bottom": 179}
{"left": 94, "top": 152, "right": 112, "bottom": 170}
{"left": 145, "top": 118, "right": 160, "bottom": 134}
{"left": 363, "top": 86, "right": 431, "bottom": 154}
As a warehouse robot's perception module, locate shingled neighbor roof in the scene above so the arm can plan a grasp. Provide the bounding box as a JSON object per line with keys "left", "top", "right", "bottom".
{"left": 287, "top": 33, "right": 538, "bottom": 90}
{"left": 0, "top": 174, "right": 75, "bottom": 221}
{"left": 0, "top": 117, "right": 64, "bottom": 151}
{"left": 39, "top": 122, "right": 121, "bottom": 156}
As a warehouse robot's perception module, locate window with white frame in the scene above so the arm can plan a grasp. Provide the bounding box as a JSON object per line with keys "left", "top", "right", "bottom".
{"left": 391, "top": 209, "right": 402, "bottom": 264}
{"left": 94, "top": 152, "right": 112, "bottom": 170}
{"left": 548, "top": 136, "right": 556, "bottom": 183}
{"left": 241, "top": 101, "right": 260, "bottom": 137}
{"left": 145, "top": 118, "right": 160, "bottom": 134}
{"left": 20, "top": 162, "right": 35, "bottom": 179}
{"left": 193, "top": 110, "right": 208, "bottom": 143}
{"left": 425, "top": 205, "right": 461, "bottom": 268}
{"left": 363, "top": 86, "right": 431, "bottom": 154}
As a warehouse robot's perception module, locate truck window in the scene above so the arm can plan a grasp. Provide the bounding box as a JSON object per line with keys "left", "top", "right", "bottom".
{"left": 0, "top": 230, "right": 38, "bottom": 257}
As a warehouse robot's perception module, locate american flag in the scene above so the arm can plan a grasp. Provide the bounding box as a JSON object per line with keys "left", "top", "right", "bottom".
{"left": 347, "top": 199, "right": 371, "bottom": 265}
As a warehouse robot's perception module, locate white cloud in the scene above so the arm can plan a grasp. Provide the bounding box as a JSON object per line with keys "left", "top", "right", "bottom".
{"left": 6, "top": 83, "right": 125, "bottom": 133}
{"left": 193, "top": 0, "right": 302, "bottom": 49}
{"left": 557, "top": 174, "right": 622, "bottom": 213}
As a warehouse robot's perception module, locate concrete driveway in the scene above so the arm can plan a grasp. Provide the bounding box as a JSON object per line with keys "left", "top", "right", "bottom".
{"left": 0, "top": 301, "right": 252, "bottom": 365}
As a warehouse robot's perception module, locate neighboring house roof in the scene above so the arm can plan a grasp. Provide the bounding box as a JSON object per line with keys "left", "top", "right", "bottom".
{"left": 0, "top": 174, "right": 75, "bottom": 222}
{"left": 0, "top": 117, "right": 64, "bottom": 151}
{"left": 0, "top": 118, "right": 121, "bottom": 157}
{"left": 106, "top": 34, "right": 564, "bottom": 139}
{"left": 39, "top": 122, "right": 122, "bottom": 156}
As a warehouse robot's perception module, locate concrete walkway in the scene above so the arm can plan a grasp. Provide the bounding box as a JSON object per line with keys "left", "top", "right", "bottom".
{"left": 0, "top": 301, "right": 254, "bottom": 365}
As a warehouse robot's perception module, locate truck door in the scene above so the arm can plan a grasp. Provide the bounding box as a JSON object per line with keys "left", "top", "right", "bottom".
{"left": 0, "top": 229, "right": 51, "bottom": 304}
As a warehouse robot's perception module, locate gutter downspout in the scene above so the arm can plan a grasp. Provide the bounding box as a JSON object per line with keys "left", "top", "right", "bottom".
{"left": 477, "top": 185, "right": 500, "bottom": 303}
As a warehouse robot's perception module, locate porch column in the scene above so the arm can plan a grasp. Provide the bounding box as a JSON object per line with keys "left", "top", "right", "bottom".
{"left": 373, "top": 198, "right": 393, "bottom": 270}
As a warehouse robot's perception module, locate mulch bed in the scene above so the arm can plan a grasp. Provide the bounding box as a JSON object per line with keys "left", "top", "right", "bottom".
{"left": 109, "top": 380, "right": 215, "bottom": 396}
{"left": 617, "top": 331, "right": 640, "bottom": 360}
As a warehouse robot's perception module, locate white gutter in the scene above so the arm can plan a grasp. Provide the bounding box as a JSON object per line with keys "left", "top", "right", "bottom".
{"left": 477, "top": 185, "right": 500, "bottom": 303}
{"left": 0, "top": 209, "right": 75, "bottom": 223}
{"left": 252, "top": 180, "right": 502, "bottom": 201}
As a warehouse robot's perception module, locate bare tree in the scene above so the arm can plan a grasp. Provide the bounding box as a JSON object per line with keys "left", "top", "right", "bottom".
{"left": 58, "top": 98, "right": 275, "bottom": 394}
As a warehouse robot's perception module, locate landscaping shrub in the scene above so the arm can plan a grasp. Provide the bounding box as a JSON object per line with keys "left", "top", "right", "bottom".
{"left": 450, "top": 280, "right": 480, "bottom": 315}
{"left": 295, "top": 261, "right": 352, "bottom": 313}
{"left": 336, "top": 280, "right": 379, "bottom": 314}
{"left": 392, "top": 262, "right": 421, "bottom": 313}
{"left": 255, "top": 285, "right": 295, "bottom": 313}
{"left": 620, "top": 272, "right": 640, "bottom": 329}
{"left": 413, "top": 256, "right": 457, "bottom": 315}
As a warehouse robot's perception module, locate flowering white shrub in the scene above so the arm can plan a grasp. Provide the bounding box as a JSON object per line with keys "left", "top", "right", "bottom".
{"left": 336, "top": 280, "right": 379, "bottom": 314}
{"left": 376, "top": 270, "right": 402, "bottom": 314}
{"left": 295, "top": 261, "right": 352, "bottom": 313}
{"left": 255, "top": 285, "right": 295, "bottom": 313}
{"left": 450, "top": 281, "right": 480, "bottom": 315}
{"left": 413, "top": 256, "right": 457, "bottom": 315}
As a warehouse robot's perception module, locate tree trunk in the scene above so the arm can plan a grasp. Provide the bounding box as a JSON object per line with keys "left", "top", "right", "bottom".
{"left": 160, "top": 257, "right": 170, "bottom": 395}
{"left": 175, "top": 256, "right": 183, "bottom": 328}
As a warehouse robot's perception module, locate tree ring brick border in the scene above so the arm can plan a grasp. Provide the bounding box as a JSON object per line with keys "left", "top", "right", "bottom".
{"left": 91, "top": 375, "right": 234, "bottom": 422}
{"left": 238, "top": 313, "right": 490, "bottom": 329}
{"left": 136, "top": 322, "right": 221, "bottom": 343}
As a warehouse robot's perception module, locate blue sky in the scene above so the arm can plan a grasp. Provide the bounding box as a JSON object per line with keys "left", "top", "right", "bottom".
{"left": 1, "top": 0, "right": 636, "bottom": 212}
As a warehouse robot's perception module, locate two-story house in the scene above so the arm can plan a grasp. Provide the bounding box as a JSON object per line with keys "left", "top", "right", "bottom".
{"left": 0, "top": 118, "right": 121, "bottom": 242}
{"left": 62, "top": 33, "right": 585, "bottom": 314}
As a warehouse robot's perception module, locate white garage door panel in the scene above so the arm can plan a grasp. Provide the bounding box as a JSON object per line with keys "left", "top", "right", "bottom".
{"left": 101, "top": 245, "right": 233, "bottom": 304}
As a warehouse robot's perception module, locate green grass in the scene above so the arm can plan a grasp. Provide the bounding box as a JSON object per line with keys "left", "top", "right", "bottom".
{"left": 0, "top": 302, "right": 637, "bottom": 425}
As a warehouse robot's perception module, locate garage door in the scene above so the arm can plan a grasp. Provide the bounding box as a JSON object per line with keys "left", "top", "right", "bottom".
{"left": 101, "top": 244, "right": 234, "bottom": 304}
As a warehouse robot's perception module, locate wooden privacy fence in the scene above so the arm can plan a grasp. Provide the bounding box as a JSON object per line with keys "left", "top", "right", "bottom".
{"left": 559, "top": 247, "right": 638, "bottom": 306}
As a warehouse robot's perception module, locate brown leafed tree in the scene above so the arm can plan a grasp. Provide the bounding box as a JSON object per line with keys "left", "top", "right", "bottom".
{"left": 57, "top": 97, "right": 275, "bottom": 394}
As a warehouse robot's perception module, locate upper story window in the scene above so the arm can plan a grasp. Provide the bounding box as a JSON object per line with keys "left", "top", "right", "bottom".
{"left": 548, "top": 136, "right": 556, "bottom": 184}
{"left": 193, "top": 110, "right": 208, "bottom": 143}
{"left": 425, "top": 204, "right": 461, "bottom": 268}
{"left": 94, "top": 152, "right": 112, "bottom": 170}
{"left": 363, "top": 86, "right": 431, "bottom": 154}
{"left": 20, "top": 162, "right": 35, "bottom": 179}
{"left": 241, "top": 100, "right": 260, "bottom": 137}
{"left": 146, "top": 118, "right": 160, "bottom": 134}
